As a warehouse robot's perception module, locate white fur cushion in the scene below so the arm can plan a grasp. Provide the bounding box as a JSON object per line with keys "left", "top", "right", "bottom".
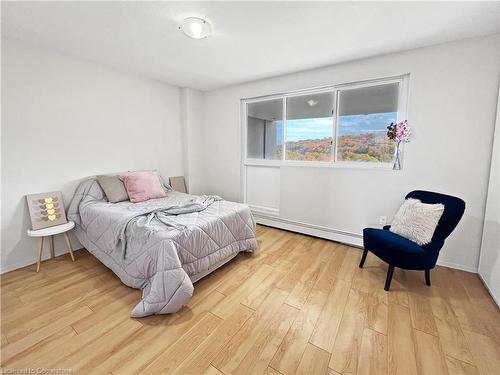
{"left": 390, "top": 198, "right": 445, "bottom": 245}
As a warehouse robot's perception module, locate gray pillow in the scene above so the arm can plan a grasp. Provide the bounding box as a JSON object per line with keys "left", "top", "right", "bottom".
{"left": 97, "top": 175, "right": 129, "bottom": 203}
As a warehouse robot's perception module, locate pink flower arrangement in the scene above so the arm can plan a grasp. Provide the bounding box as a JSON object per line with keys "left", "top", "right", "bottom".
{"left": 387, "top": 120, "right": 410, "bottom": 142}
{"left": 387, "top": 120, "right": 410, "bottom": 170}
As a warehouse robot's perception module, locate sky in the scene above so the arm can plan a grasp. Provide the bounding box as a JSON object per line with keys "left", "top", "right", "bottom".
{"left": 277, "top": 112, "right": 397, "bottom": 142}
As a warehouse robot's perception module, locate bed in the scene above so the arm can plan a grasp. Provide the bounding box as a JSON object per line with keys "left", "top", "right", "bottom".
{"left": 67, "top": 177, "right": 257, "bottom": 317}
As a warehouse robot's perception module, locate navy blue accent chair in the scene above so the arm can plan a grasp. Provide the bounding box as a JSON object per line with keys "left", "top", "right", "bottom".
{"left": 360, "top": 190, "right": 465, "bottom": 291}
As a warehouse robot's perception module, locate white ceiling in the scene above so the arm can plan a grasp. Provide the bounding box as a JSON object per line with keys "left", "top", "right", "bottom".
{"left": 2, "top": 1, "right": 499, "bottom": 91}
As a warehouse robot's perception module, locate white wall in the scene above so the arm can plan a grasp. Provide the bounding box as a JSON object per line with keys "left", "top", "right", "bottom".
{"left": 179, "top": 87, "right": 204, "bottom": 195}
{"left": 195, "top": 34, "right": 500, "bottom": 272}
{"left": 479, "top": 84, "right": 500, "bottom": 305}
{"left": 1, "top": 38, "right": 184, "bottom": 272}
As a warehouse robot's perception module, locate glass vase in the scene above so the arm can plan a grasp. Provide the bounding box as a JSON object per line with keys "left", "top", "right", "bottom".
{"left": 393, "top": 140, "right": 402, "bottom": 170}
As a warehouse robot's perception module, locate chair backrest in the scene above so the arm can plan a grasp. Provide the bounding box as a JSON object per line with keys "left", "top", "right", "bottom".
{"left": 405, "top": 190, "right": 465, "bottom": 243}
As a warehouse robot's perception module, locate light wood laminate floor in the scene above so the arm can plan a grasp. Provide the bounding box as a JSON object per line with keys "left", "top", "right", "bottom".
{"left": 1, "top": 225, "right": 499, "bottom": 374}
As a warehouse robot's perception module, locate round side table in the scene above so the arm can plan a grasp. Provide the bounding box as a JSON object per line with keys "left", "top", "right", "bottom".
{"left": 27, "top": 221, "right": 76, "bottom": 272}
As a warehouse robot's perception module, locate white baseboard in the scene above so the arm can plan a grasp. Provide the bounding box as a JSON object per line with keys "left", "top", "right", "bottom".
{"left": 0, "top": 249, "right": 82, "bottom": 274}
{"left": 254, "top": 212, "right": 479, "bottom": 274}
{"left": 435, "top": 260, "right": 477, "bottom": 273}
{"left": 478, "top": 273, "right": 500, "bottom": 308}
{"left": 253, "top": 212, "right": 363, "bottom": 248}
{"left": 248, "top": 204, "right": 279, "bottom": 216}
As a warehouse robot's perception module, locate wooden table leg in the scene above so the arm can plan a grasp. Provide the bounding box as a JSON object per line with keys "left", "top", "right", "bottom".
{"left": 50, "top": 235, "right": 55, "bottom": 259}
{"left": 63, "top": 232, "right": 75, "bottom": 262}
{"left": 36, "top": 237, "right": 44, "bottom": 272}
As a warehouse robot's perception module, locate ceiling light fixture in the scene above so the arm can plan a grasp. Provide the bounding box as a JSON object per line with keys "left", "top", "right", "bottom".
{"left": 179, "top": 17, "right": 212, "bottom": 39}
{"left": 307, "top": 99, "right": 318, "bottom": 107}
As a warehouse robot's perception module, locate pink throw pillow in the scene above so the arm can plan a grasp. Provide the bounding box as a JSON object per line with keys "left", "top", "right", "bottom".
{"left": 120, "top": 171, "right": 167, "bottom": 203}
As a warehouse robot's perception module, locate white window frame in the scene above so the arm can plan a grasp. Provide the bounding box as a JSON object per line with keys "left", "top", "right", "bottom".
{"left": 241, "top": 74, "right": 410, "bottom": 169}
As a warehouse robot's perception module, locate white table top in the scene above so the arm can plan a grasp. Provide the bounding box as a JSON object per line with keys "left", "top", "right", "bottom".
{"left": 27, "top": 221, "right": 75, "bottom": 237}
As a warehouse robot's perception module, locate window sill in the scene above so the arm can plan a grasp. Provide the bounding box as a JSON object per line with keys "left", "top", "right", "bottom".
{"left": 244, "top": 159, "right": 397, "bottom": 170}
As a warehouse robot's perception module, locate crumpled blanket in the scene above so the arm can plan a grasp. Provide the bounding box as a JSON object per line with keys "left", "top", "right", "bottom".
{"left": 118, "top": 194, "right": 224, "bottom": 258}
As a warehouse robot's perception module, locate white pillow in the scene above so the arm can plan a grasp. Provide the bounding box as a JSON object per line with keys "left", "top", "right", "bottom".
{"left": 390, "top": 198, "right": 445, "bottom": 245}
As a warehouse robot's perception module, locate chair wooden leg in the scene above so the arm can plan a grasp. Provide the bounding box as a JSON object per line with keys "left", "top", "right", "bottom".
{"left": 50, "top": 235, "right": 55, "bottom": 259}
{"left": 359, "top": 249, "right": 368, "bottom": 268}
{"left": 36, "top": 237, "right": 44, "bottom": 272}
{"left": 425, "top": 269, "right": 431, "bottom": 286}
{"left": 384, "top": 265, "right": 395, "bottom": 291}
{"left": 63, "top": 232, "right": 75, "bottom": 262}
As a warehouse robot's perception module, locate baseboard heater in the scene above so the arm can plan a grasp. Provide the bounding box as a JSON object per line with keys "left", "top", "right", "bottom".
{"left": 251, "top": 210, "right": 364, "bottom": 248}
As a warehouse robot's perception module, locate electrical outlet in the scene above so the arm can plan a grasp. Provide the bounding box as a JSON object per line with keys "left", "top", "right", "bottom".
{"left": 379, "top": 216, "right": 387, "bottom": 225}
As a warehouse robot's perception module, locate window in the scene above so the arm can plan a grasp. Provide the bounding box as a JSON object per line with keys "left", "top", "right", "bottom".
{"left": 244, "top": 75, "right": 408, "bottom": 166}
{"left": 247, "top": 98, "right": 283, "bottom": 160}
{"left": 337, "top": 83, "right": 398, "bottom": 163}
{"left": 285, "top": 92, "right": 334, "bottom": 161}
